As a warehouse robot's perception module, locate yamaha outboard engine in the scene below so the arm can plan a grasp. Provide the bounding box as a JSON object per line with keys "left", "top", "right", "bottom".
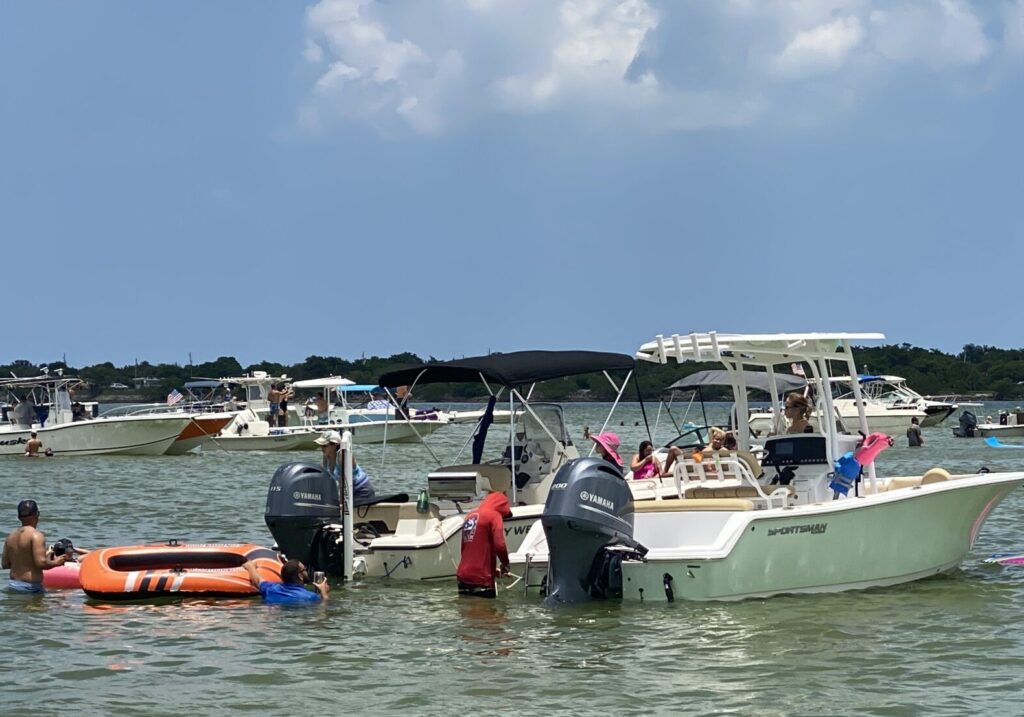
{"left": 954, "top": 410, "right": 977, "bottom": 438}
{"left": 542, "top": 457, "right": 646, "bottom": 605}
{"left": 265, "top": 462, "right": 343, "bottom": 574}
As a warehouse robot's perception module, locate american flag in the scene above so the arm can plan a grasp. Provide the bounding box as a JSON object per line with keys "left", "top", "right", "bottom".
{"left": 790, "top": 362, "right": 806, "bottom": 377}
{"left": 167, "top": 388, "right": 183, "bottom": 406}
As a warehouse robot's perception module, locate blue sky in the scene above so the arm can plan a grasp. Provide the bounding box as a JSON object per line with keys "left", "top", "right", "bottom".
{"left": 2, "top": 1, "right": 1022, "bottom": 367}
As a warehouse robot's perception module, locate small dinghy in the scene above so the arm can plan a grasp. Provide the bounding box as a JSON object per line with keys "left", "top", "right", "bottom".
{"left": 79, "top": 542, "right": 282, "bottom": 600}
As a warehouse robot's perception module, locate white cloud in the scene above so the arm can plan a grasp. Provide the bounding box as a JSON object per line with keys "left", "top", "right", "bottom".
{"left": 771, "top": 17, "right": 865, "bottom": 80}
{"left": 870, "top": 1, "right": 989, "bottom": 67}
{"left": 299, "top": 0, "right": 1016, "bottom": 136}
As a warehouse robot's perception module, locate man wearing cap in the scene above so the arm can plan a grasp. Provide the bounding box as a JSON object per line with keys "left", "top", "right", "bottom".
{"left": 316, "top": 431, "right": 376, "bottom": 504}
{"left": 2, "top": 500, "right": 67, "bottom": 593}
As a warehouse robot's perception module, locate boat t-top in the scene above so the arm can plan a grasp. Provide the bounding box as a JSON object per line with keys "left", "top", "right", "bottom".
{"left": 511, "top": 332, "right": 1024, "bottom": 603}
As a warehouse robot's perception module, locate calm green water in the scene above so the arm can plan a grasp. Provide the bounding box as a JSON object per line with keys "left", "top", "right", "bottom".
{"left": 3, "top": 403, "right": 1024, "bottom": 717}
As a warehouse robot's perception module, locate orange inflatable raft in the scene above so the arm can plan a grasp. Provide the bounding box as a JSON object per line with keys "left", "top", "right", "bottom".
{"left": 79, "top": 542, "right": 282, "bottom": 600}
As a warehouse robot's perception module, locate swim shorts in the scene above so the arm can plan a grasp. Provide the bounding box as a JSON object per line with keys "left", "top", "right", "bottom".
{"left": 8, "top": 580, "right": 44, "bottom": 594}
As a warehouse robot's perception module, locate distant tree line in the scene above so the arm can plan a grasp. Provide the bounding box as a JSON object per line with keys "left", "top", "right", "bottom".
{"left": 1, "top": 342, "right": 1020, "bottom": 403}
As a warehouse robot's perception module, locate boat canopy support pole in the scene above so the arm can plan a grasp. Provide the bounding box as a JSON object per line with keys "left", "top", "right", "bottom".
{"left": 341, "top": 428, "right": 354, "bottom": 582}
{"left": 588, "top": 369, "right": 632, "bottom": 455}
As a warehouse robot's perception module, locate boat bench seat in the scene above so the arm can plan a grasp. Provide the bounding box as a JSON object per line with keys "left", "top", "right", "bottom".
{"left": 355, "top": 502, "right": 441, "bottom": 534}
{"left": 880, "top": 468, "right": 952, "bottom": 492}
{"left": 633, "top": 498, "right": 755, "bottom": 512}
{"left": 686, "top": 485, "right": 793, "bottom": 500}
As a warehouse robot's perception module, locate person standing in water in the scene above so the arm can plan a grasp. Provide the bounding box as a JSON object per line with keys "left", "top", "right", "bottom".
{"left": 907, "top": 417, "right": 924, "bottom": 448}
{"left": 2, "top": 500, "right": 67, "bottom": 594}
{"left": 457, "top": 492, "right": 512, "bottom": 598}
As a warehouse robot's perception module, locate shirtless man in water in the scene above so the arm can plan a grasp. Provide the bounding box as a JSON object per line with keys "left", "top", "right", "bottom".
{"left": 1, "top": 500, "right": 67, "bottom": 593}
{"left": 24, "top": 432, "right": 42, "bottom": 457}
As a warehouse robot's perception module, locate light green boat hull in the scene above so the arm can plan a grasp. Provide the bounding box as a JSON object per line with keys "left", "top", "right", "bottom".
{"left": 621, "top": 477, "right": 1023, "bottom": 602}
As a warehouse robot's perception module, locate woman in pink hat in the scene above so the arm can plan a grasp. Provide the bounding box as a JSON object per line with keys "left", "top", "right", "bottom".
{"left": 590, "top": 431, "right": 623, "bottom": 470}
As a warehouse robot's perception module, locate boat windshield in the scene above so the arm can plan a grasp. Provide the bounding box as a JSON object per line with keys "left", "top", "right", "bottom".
{"left": 514, "top": 403, "right": 570, "bottom": 447}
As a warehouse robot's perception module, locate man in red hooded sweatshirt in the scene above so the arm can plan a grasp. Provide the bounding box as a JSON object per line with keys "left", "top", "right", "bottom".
{"left": 457, "top": 491, "right": 512, "bottom": 598}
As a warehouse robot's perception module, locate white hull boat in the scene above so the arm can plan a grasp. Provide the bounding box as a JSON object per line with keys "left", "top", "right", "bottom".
{"left": 0, "top": 415, "right": 191, "bottom": 457}
{"left": 264, "top": 350, "right": 639, "bottom": 582}
{"left": 210, "top": 431, "right": 321, "bottom": 451}
{"left": 513, "top": 332, "right": 1024, "bottom": 604}
{"left": 1, "top": 375, "right": 191, "bottom": 456}
{"left": 977, "top": 423, "right": 1024, "bottom": 439}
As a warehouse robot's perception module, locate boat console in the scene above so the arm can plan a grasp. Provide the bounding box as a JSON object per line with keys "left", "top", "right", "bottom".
{"left": 426, "top": 464, "right": 512, "bottom": 504}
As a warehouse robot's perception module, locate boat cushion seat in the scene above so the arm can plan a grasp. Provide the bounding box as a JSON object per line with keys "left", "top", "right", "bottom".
{"left": 922, "top": 467, "right": 952, "bottom": 484}
{"left": 633, "top": 498, "right": 755, "bottom": 512}
{"left": 882, "top": 468, "right": 953, "bottom": 492}
{"left": 687, "top": 485, "right": 793, "bottom": 500}
{"left": 354, "top": 501, "right": 441, "bottom": 533}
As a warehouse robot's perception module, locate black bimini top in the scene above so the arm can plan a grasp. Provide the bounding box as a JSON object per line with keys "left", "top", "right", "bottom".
{"left": 667, "top": 370, "right": 806, "bottom": 395}
{"left": 378, "top": 351, "right": 635, "bottom": 389}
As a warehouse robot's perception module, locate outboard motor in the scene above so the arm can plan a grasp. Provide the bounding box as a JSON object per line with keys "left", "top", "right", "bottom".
{"left": 954, "top": 410, "right": 978, "bottom": 438}
{"left": 264, "top": 462, "right": 343, "bottom": 574}
{"left": 542, "top": 457, "right": 646, "bottom": 605}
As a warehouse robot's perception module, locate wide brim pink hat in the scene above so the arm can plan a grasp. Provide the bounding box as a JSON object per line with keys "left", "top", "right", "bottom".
{"left": 590, "top": 431, "right": 623, "bottom": 467}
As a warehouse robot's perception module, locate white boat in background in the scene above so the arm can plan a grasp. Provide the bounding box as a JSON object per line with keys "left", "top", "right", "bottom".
{"left": 835, "top": 375, "right": 957, "bottom": 427}
{"left": 448, "top": 408, "right": 514, "bottom": 425}
{"left": 748, "top": 375, "right": 927, "bottom": 435}
{"left": 290, "top": 377, "right": 451, "bottom": 445}
{"left": 511, "top": 332, "right": 1024, "bottom": 604}
{"left": 0, "top": 375, "right": 190, "bottom": 456}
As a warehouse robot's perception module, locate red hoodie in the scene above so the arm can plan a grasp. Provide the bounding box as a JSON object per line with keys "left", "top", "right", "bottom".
{"left": 456, "top": 492, "right": 513, "bottom": 588}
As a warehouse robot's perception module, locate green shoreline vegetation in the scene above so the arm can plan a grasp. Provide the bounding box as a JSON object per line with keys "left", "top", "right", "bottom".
{"left": 0, "top": 342, "right": 1015, "bottom": 404}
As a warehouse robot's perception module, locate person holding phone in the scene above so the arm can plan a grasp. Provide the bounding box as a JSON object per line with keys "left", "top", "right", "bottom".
{"left": 244, "top": 559, "right": 328, "bottom": 604}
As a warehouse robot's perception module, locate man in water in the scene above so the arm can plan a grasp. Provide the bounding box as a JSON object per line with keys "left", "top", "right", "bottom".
{"left": 244, "top": 559, "right": 328, "bottom": 604}
{"left": 2, "top": 500, "right": 68, "bottom": 593}
{"left": 907, "top": 417, "right": 924, "bottom": 448}
{"left": 456, "top": 492, "right": 512, "bottom": 598}
{"left": 24, "top": 432, "right": 42, "bottom": 457}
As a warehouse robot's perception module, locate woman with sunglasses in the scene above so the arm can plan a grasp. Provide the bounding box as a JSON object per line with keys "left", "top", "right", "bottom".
{"left": 784, "top": 393, "right": 814, "bottom": 434}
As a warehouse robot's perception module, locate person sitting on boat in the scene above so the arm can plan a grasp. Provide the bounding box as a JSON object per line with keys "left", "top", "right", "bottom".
{"left": 2, "top": 500, "right": 68, "bottom": 594}
{"left": 24, "top": 432, "right": 42, "bottom": 457}
{"left": 630, "top": 440, "right": 663, "bottom": 480}
{"left": 71, "top": 401, "right": 86, "bottom": 422}
{"left": 590, "top": 432, "right": 624, "bottom": 473}
{"left": 316, "top": 431, "right": 377, "bottom": 504}
{"left": 784, "top": 393, "right": 814, "bottom": 434}
{"left": 244, "top": 558, "right": 327, "bottom": 604}
{"left": 457, "top": 491, "right": 513, "bottom": 599}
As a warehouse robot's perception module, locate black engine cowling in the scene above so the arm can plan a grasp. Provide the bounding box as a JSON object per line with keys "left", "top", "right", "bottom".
{"left": 542, "top": 457, "right": 645, "bottom": 605}
{"left": 264, "top": 462, "right": 344, "bottom": 573}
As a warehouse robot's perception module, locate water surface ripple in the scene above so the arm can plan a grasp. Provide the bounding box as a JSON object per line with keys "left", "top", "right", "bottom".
{"left": 3, "top": 404, "right": 1024, "bottom": 716}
